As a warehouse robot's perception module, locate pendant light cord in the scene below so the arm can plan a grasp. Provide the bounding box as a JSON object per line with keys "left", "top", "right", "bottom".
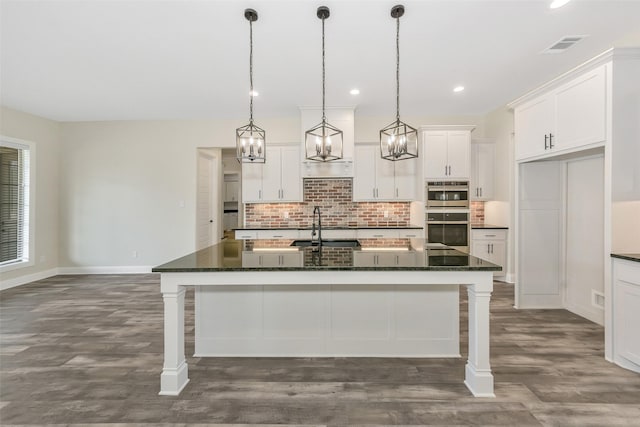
{"left": 396, "top": 14, "right": 400, "bottom": 123}
{"left": 249, "top": 18, "right": 254, "bottom": 123}
{"left": 321, "top": 16, "right": 326, "bottom": 122}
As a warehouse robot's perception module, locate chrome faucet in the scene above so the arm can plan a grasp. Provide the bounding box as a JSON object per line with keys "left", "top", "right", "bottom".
{"left": 311, "top": 205, "right": 322, "bottom": 247}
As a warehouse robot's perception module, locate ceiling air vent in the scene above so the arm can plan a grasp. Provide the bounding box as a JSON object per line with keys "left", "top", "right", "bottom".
{"left": 542, "top": 35, "right": 588, "bottom": 54}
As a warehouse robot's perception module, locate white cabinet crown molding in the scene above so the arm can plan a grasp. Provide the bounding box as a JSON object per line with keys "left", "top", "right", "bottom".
{"left": 419, "top": 125, "right": 476, "bottom": 132}
{"left": 508, "top": 47, "right": 640, "bottom": 109}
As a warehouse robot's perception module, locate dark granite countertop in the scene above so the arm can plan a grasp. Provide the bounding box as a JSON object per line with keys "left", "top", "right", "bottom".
{"left": 611, "top": 253, "right": 640, "bottom": 263}
{"left": 471, "top": 224, "right": 509, "bottom": 229}
{"left": 153, "top": 239, "right": 501, "bottom": 272}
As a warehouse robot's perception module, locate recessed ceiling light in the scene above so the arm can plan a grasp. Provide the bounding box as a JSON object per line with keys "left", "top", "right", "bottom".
{"left": 350, "top": 89, "right": 360, "bottom": 95}
{"left": 550, "top": 0, "right": 571, "bottom": 9}
{"left": 250, "top": 90, "right": 259, "bottom": 96}
{"left": 453, "top": 86, "right": 465, "bottom": 93}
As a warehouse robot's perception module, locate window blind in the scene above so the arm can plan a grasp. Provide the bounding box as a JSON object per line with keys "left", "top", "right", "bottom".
{"left": 0, "top": 144, "right": 30, "bottom": 265}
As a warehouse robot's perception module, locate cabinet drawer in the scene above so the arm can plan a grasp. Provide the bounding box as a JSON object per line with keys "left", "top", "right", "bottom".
{"left": 357, "top": 229, "right": 400, "bottom": 239}
{"left": 398, "top": 229, "right": 423, "bottom": 238}
{"left": 257, "top": 230, "right": 300, "bottom": 239}
{"left": 321, "top": 229, "right": 357, "bottom": 239}
{"left": 471, "top": 229, "right": 507, "bottom": 241}
{"left": 235, "top": 230, "right": 259, "bottom": 240}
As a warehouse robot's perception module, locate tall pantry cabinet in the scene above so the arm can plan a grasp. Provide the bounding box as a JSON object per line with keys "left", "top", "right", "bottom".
{"left": 509, "top": 48, "right": 640, "bottom": 365}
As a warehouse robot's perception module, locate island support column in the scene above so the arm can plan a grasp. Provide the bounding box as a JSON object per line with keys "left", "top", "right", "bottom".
{"left": 464, "top": 274, "right": 495, "bottom": 397}
{"left": 159, "top": 276, "right": 189, "bottom": 395}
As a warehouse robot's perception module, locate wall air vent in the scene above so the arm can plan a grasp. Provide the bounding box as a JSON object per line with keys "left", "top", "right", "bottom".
{"left": 542, "top": 35, "right": 588, "bottom": 54}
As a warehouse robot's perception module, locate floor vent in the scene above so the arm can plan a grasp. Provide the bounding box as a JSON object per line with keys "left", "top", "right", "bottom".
{"left": 542, "top": 35, "right": 587, "bottom": 54}
{"left": 592, "top": 290, "right": 605, "bottom": 309}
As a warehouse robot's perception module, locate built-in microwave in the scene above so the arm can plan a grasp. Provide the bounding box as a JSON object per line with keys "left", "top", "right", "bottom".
{"left": 426, "top": 181, "right": 469, "bottom": 208}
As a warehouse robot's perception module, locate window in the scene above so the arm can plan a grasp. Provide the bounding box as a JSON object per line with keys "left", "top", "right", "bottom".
{"left": 0, "top": 137, "right": 33, "bottom": 270}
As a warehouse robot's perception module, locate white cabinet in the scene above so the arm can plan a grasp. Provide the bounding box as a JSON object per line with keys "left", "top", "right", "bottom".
{"left": 514, "top": 64, "right": 607, "bottom": 161}
{"left": 613, "top": 257, "right": 640, "bottom": 373}
{"left": 353, "top": 251, "right": 417, "bottom": 267}
{"left": 353, "top": 144, "right": 418, "bottom": 201}
{"left": 421, "top": 126, "right": 474, "bottom": 180}
{"left": 224, "top": 180, "right": 239, "bottom": 202}
{"left": 242, "top": 251, "right": 303, "bottom": 268}
{"left": 470, "top": 140, "right": 495, "bottom": 201}
{"left": 241, "top": 144, "right": 302, "bottom": 203}
{"left": 471, "top": 229, "right": 507, "bottom": 277}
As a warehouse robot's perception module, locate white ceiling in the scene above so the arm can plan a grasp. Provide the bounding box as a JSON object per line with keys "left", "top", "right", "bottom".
{"left": 2, "top": 0, "right": 640, "bottom": 122}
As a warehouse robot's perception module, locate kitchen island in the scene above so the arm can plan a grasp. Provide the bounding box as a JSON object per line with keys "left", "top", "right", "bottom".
{"left": 153, "top": 239, "right": 500, "bottom": 397}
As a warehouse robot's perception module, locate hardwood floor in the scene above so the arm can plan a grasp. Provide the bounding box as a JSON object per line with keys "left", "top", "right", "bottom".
{"left": 1, "top": 274, "right": 639, "bottom": 425}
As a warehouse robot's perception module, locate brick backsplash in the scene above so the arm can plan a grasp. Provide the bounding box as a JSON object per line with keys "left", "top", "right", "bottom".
{"left": 470, "top": 201, "right": 485, "bottom": 224}
{"left": 245, "top": 179, "right": 411, "bottom": 228}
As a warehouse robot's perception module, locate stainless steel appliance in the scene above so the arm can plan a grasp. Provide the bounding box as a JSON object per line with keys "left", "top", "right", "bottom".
{"left": 426, "top": 210, "right": 470, "bottom": 252}
{"left": 426, "top": 181, "right": 469, "bottom": 208}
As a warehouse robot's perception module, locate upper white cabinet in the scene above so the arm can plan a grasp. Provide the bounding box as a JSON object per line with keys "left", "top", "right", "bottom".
{"left": 241, "top": 144, "right": 302, "bottom": 203}
{"left": 470, "top": 139, "right": 495, "bottom": 201}
{"left": 513, "top": 64, "right": 607, "bottom": 161}
{"left": 421, "top": 126, "right": 474, "bottom": 180}
{"left": 353, "top": 144, "right": 418, "bottom": 201}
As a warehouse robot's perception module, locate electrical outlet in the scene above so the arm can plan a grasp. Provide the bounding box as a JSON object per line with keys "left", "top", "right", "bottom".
{"left": 283, "top": 211, "right": 289, "bottom": 219}
{"left": 132, "top": 250, "right": 138, "bottom": 258}
{"left": 383, "top": 210, "right": 389, "bottom": 218}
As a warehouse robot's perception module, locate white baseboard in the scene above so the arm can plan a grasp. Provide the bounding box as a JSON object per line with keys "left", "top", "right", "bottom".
{"left": 57, "top": 265, "right": 154, "bottom": 275}
{"left": 0, "top": 268, "right": 59, "bottom": 291}
{"left": 505, "top": 273, "right": 515, "bottom": 284}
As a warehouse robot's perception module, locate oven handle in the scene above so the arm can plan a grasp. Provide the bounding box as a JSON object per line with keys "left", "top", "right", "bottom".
{"left": 426, "top": 221, "right": 469, "bottom": 225}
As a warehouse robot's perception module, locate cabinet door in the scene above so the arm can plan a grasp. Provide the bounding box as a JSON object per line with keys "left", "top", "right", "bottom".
{"left": 242, "top": 252, "right": 262, "bottom": 267}
{"left": 394, "top": 156, "right": 418, "bottom": 200}
{"left": 353, "top": 145, "right": 377, "bottom": 201}
{"left": 471, "top": 240, "right": 491, "bottom": 261}
{"left": 423, "top": 131, "right": 448, "bottom": 179}
{"left": 554, "top": 65, "right": 606, "bottom": 152}
{"left": 261, "top": 146, "right": 282, "bottom": 201}
{"left": 446, "top": 132, "right": 470, "bottom": 179}
{"left": 279, "top": 146, "right": 302, "bottom": 201}
{"left": 280, "top": 252, "right": 303, "bottom": 267}
{"left": 353, "top": 251, "right": 377, "bottom": 266}
{"left": 376, "top": 154, "right": 396, "bottom": 200}
{"left": 225, "top": 181, "right": 239, "bottom": 202}
{"left": 472, "top": 143, "right": 494, "bottom": 200}
{"left": 514, "top": 95, "right": 554, "bottom": 160}
{"left": 241, "top": 163, "right": 263, "bottom": 203}
{"left": 489, "top": 241, "right": 506, "bottom": 274}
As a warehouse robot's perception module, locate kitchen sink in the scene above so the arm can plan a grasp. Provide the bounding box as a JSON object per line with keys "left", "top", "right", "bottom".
{"left": 290, "top": 239, "right": 361, "bottom": 248}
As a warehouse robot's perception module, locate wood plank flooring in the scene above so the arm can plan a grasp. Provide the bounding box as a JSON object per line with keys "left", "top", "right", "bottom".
{"left": 1, "top": 274, "right": 639, "bottom": 426}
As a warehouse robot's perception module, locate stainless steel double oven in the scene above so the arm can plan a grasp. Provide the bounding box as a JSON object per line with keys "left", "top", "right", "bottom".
{"left": 425, "top": 181, "right": 470, "bottom": 252}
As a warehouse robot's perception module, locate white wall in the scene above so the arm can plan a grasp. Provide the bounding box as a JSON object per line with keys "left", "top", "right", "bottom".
{"left": 58, "top": 117, "right": 299, "bottom": 268}
{"left": 482, "top": 106, "right": 515, "bottom": 282}
{"left": 0, "top": 106, "right": 60, "bottom": 285}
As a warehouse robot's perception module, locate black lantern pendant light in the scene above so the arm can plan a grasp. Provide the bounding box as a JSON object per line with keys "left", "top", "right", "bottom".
{"left": 380, "top": 5, "right": 418, "bottom": 161}
{"left": 236, "top": 8, "right": 266, "bottom": 163}
{"left": 305, "top": 6, "right": 343, "bottom": 162}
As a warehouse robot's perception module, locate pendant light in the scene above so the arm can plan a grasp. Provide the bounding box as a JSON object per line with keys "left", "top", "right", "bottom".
{"left": 380, "top": 5, "right": 418, "bottom": 161}
{"left": 236, "top": 8, "right": 266, "bottom": 163}
{"left": 305, "top": 6, "right": 343, "bottom": 162}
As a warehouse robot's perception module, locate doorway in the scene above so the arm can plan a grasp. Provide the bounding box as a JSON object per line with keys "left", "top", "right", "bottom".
{"left": 196, "top": 148, "right": 222, "bottom": 250}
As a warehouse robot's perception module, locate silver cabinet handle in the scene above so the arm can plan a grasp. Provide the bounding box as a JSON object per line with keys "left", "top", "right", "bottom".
{"left": 549, "top": 133, "right": 554, "bottom": 149}
{"left": 479, "top": 187, "right": 482, "bottom": 197}
{"left": 476, "top": 188, "right": 479, "bottom": 197}
{"left": 373, "top": 188, "right": 376, "bottom": 198}
{"left": 373, "top": 234, "right": 384, "bottom": 238}
{"left": 448, "top": 165, "right": 452, "bottom": 175}
{"left": 487, "top": 244, "right": 490, "bottom": 254}
{"left": 544, "top": 134, "right": 549, "bottom": 150}
{"left": 396, "top": 188, "right": 399, "bottom": 197}
{"left": 259, "top": 189, "right": 262, "bottom": 199}
{"left": 273, "top": 235, "right": 283, "bottom": 238}
{"left": 485, "top": 234, "right": 496, "bottom": 237}
{"left": 445, "top": 165, "right": 448, "bottom": 176}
